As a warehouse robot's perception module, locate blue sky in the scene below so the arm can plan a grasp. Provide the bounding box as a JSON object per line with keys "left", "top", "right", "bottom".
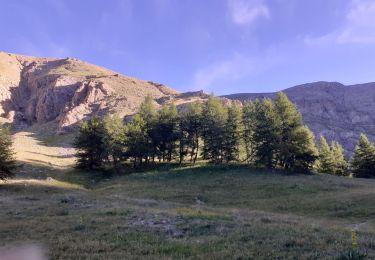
{"left": 1, "top": 0, "right": 375, "bottom": 94}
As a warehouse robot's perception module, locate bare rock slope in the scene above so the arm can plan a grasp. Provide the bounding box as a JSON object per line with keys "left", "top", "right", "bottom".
{"left": 223, "top": 81, "right": 375, "bottom": 153}
{"left": 0, "top": 52, "right": 178, "bottom": 132}
{"left": 1, "top": 52, "right": 375, "bottom": 152}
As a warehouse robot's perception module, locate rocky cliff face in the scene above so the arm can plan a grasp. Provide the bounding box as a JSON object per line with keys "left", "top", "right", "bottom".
{"left": 0, "top": 52, "right": 178, "bottom": 133}
{"left": 223, "top": 81, "right": 375, "bottom": 153}
{"left": 1, "top": 52, "right": 374, "bottom": 153}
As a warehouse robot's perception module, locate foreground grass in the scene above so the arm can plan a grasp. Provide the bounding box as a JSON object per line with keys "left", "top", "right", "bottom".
{"left": 1, "top": 164, "right": 375, "bottom": 259}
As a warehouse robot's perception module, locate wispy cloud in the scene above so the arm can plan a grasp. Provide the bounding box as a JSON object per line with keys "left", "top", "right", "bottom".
{"left": 191, "top": 48, "right": 282, "bottom": 91}
{"left": 305, "top": 0, "right": 375, "bottom": 45}
{"left": 192, "top": 53, "right": 255, "bottom": 90}
{"left": 228, "top": 0, "right": 270, "bottom": 26}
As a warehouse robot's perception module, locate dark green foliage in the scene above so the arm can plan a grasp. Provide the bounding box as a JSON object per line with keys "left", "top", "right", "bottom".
{"left": 274, "top": 92, "right": 304, "bottom": 169}
{"left": 74, "top": 117, "right": 107, "bottom": 170}
{"left": 318, "top": 136, "right": 348, "bottom": 176}
{"left": 72, "top": 94, "right": 374, "bottom": 178}
{"left": 125, "top": 114, "right": 148, "bottom": 167}
{"left": 138, "top": 95, "right": 158, "bottom": 161}
{"left": 103, "top": 114, "right": 126, "bottom": 170}
{"left": 242, "top": 101, "right": 257, "bottom": 163}
{"left": 288, "top": 126, "right": 318, "bottom": 171}
{"left": 154, "top": 104, "right": 180, "bottom": 162}
{"left": 0, "top": 124, "right": 16, "bottom": 180}
{"left": 223, "top": 103, "right": 242, "bottom": 162}
{"left": 317, "top": 136, "right": 334, "bottom": 174}
{"left": 351, "top": 134, "right": 375, "bottom": 178}
{"left": 179, "top": 102, "right": 203, "bottom": 164}
{"left": 201, "top": 95, "right": 228, "bottom": 163}
{"left": 252, "top": 98, "right": 280, "bottom": 168}
{"left": 331, "top": 141, "right": 348, "bottom": 176}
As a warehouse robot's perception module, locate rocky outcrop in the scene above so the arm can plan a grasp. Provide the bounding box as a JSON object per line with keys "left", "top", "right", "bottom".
{"left": 223, "top": 81, "right": 375, "bottom": 153}
{"left": 2, "top": 52, "right": 375, "bottom": 153}
{"left": 0, "top": 52, "right": 178, "bottom": 133}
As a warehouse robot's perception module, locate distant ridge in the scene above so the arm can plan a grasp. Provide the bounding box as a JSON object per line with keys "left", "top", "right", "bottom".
{"left": 223, "top": 81, "right": 375, "bottom": 152}
{"left": 1, "top": 52, "right": 375, "bottom": 152}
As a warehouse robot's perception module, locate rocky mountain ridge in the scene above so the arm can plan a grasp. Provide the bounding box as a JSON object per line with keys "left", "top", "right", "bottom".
{"left": 224, "top": 81, "right": 375, "bottom": 153}
{"left": 1, "top": 52, "right": 375, "bottom": 152}
{"left": 0, "top": 52, "right": 178, "bottom": 133}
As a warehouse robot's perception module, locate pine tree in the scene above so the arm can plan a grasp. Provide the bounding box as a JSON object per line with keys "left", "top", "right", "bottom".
{"left": 317, "top": 136, "right": 335, "bottom": 174}
{"left": 253, "top": 98, "right": 280, "bottom": 168}
{"left": 103, "top": 114, "right": 126, "bottom": 170}
{"left": 0, "top": 125, "right": 16, "bottom": 180}
{"left": 74, "top": 117, "right": 107, "bottom": 170}
{"left": 242, "top": 101, "right": 257, "bottom": 163}
{"left": 317, "top": 136, "right": 348, "bottom": 175}
{"left": 179, "top": 102, "right": 202, "bottom": 164}
{"left": 138, "top": 95, "right": 157, "bottom": 162}
{"left": 201, "top": 94, "right": 228, "bottom": 163}
{"left": 155, "top": 104, "right": 180, "bottom": 162}
{"left": 223, "top": 102, "right": 242, "bottom": 162}
{"left": 351, "top": 134, "right": 375, "bottom": 178}
{"left": 139, "top": 95, "right": 157, "bottom": 121}
{"left": 274, "top": 92, "right": 304, "bottom": 169}
{"left": 331, "top": 141, "right": 348, "bottom": 176}
{"left": 125, "top": 114, "right": 148, "bottom": 167}
{"left": 289, "top": 126, "right": 318, "bottom": 171}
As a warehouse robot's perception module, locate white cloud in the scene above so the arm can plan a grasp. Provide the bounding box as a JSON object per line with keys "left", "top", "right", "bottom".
{"left": 305, "top": 0, "right": 375, "bottom": 45}
{"left": 228, "top": 0, "right": 270, "bottom": 25}
{"left": 192, "top": 54, "right": 255, "bottom": 90}
{"left": 191, "top": 48, "right": 283, "bottom": 91}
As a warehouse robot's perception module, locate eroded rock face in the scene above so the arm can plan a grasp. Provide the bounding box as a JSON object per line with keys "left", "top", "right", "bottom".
{"left": 2, "top": 52, "right": 375, "bottom": 153}
{"left": 0, "top": 52, "right": 177, "bottom": 133}
{"left": 223, "top": 81, "right": 375, "bottom": 153}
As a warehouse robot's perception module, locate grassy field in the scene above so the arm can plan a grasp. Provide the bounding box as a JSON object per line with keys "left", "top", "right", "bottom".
{"left": 1, "top": 130, "right": 375, "bottom": 259}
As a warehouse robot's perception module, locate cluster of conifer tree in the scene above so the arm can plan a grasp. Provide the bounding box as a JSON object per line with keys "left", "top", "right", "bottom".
{"left": 0, "top": 124, "right": 16, "bottom": 180}
{"left": 72, "top": 92, "right": 375, "bottom": 178}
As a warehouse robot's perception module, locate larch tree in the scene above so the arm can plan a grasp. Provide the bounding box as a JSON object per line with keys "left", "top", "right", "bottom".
{"left": 125, "top": 114, "right": 148, "bottom": 167}
{"left": 223, "top": 102, "right": 242, "bottom": 162}
{"left": 317, "top": 136, "right": 348, "bottom": 176}
{"left": 138, "top": 95, "right": 158, "bottom": 162}
{"left": 0, "top": 124, "right": 16, "bottom": 180}
{"left": 155, "top": 104, "right": 180, "bottom": 162}
{"left": 351, "top": 134, "right": 375, "bottom": 178}
{"left": 201, "top": 94, "right": 228, "bottom": 163}
{"left": 253, "top": 98, "right": 281, "bottom": 168}
{"left": 74, "top": 117, "right": 107, "bottom": 170}
{"left": 331, "top": 141, "right": 348, "bottom": 176}
{"left": 317, "top": 136, "right": 335, "bottom": 174}
{"left": 242, "top": 101, "right": 257, "bottom": 163}
{"left": 274, "top": 92, "right": 304, "bottom": 169}
{"left": 103, "top": 114, "right": 126, "bottom": 170}
{"left": 179, "top": 102, "right": 203, "bottom": 164}
{"left": 289, "top": 125, "right": 318, "bottom": 171}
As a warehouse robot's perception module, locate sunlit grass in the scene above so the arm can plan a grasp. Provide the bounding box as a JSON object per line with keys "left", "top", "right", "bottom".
{"left": 3, "top": 128, "right": 375, "bottom": 258}
{"left": 0, "top": 178, "right": 85, "bottom": 190}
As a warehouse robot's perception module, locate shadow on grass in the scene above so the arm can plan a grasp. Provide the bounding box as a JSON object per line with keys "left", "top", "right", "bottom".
{"left": 26, "top": 151, "right": 75, "bottom": 159}
{"left": 11, "top": 157, "right": 317, "bottom": 192}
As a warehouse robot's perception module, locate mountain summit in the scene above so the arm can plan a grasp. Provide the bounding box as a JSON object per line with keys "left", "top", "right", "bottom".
{"left": 1, "top": 52, "right": 375, "bottom": 152}
{"left": 0, "top": 52, "right": 178, "bottom": 133}
{"left": 224, "top": 81, "right": 375, "bottom": 152}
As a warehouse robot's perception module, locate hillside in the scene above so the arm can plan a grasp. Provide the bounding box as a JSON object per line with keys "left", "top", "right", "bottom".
{"left": 0, "top": 52, "right": 178, "bottom": 133}
{"left": 224, "top": 81, "right": 375, "bottom": 152}
{"left": 1, "top": 52, "right": 375, "bottom": 152}
{"left": 1, "top": 165, "right": 375, "bottom": 258}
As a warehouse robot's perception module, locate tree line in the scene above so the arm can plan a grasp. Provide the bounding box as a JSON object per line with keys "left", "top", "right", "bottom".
{"left": 0, "top": 125, "right": 15, "bottom": 180}
{"left": 73, "top": 93, "right": 375, "bottom": 178}
{"left": 0, "top": 93, "right": 374, "bottom": 179}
